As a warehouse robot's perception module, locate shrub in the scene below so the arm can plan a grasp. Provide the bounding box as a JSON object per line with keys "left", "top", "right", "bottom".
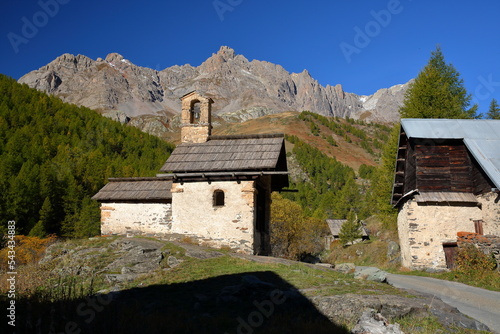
{"left": 0, "top": 234, "right": 56, "bottom": 270}
{"left": 456, "top": 243, "right": 496, "bottom": 274}
{"left": 270, "top": 193, "right": 327, "bottom": 260}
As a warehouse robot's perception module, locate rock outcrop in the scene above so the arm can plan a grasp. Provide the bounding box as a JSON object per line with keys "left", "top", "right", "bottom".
{"left": 352, "top": 309, "right": 404, "bottom": 334}
{"left": 19, "top": 46, "right": 409, "bottom": 127}
{"left": 36, "top": 237, "right": 490, "bottom": 333}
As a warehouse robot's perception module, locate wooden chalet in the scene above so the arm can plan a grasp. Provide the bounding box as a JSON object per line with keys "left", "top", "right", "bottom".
{"left": 393, "top": 119, "right": 500, "bottom": 270}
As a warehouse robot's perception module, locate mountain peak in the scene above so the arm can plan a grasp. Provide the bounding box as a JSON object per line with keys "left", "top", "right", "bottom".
{"left": 105, "top": 53, "right": 125, "bottom": 63}
{"left": 53, "top": 53, "right": 77, "bottom": 63}
{"left": 216, "top": 46, "right": 236, "bottom": 60}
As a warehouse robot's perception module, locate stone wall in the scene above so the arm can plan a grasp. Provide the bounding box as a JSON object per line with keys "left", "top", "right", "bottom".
{"left": 398, "top": 199, "right": 482, "bottom": 270}
{"left": 477, "top": 192, "right": 500, "bottom": 235}
{"left": 180, "top": 125, "right": 210, "bottom": 144}
{"left": 457, "top": 232, "right": 500, "bottom": 271}
{"left": 171, "top": 180, "right": 256, "bottom": 254}
{"left": 100, "top": 202, "right": 172, "bottom": 236}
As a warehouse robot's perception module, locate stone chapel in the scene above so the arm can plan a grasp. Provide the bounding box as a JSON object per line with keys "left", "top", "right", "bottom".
{"left": 93, "top": 92, "right": 289, "bottom": 255}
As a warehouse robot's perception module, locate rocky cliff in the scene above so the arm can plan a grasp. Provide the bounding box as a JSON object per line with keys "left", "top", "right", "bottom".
{"left": 19, "top": 46, "right": 409, "bottom": 126}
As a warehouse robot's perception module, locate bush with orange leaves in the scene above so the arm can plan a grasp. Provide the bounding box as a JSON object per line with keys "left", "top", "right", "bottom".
{"left": 0, "top": 234, "right": 57, "bottom": 271}
{"left": 0, "top": 235, "right": 57, "bottom": 297}
{"left": 270, "top": 193, "right": 328, "bottom": 260}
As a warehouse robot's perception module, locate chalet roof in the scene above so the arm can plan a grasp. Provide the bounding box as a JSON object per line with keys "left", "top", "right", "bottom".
{"left": 414, "top": 191, "right": 479, "bottom": 204}
{"left": 91, "top": 178, "right": 172, "bottom": 202}
{"left": 401, "top": 119, "right": 500, "bottom": 188}
{"left": 326, "top": 219, "right": 369, "bottom": 237}
{"left": 160, "top": 134, "right": 287, "bottom": 173}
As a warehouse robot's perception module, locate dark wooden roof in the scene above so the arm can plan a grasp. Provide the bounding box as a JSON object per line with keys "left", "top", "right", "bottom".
{"left": 92, "top": 178, "right": 172, "bottom": 202}
{"left": 160, "top": 134, "right": 287, "bottom": 173}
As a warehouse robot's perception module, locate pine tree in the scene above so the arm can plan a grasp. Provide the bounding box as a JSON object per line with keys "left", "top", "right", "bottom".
{"left": 486, "top": 98, "right": 500, "bottom": 119}
{"left": 339, "top": 210, "right": 362, "bottom": 246}
{"left": 400, "top": 46, "right": 477, "bottom": 119}
{"left": 29, "top": 197, "right": 53, "bottom": 237}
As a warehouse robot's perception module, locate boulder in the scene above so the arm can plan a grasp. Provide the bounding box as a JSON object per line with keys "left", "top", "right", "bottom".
{"left": 387, "top": 241, "right": 401, "bottom": 264}
{"left": 335, "top": 263, "right": 356, "bottom": 273}
{"left": 354, "top": 267, "right": 387, "bottom": 283}
{"left": 352, "top": 309, "right": 404, "bottom": 334}
{"left": 387, "top": 241, "right": 400, "bottom": 258}
{"left": 167, "top": 256, "right": 179, "bottom": 268}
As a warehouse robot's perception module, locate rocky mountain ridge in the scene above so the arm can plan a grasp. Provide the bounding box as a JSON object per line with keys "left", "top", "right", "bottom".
{"left": 19, "top": 46, "right": 409, "bottom": 128}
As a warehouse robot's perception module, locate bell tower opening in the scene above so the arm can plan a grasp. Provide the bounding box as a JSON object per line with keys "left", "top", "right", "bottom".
{"left": 190, "top": 100, "right": 201, "bottom": 124}
{"left": 180, "top": 91, "right": 213, "bottom": 144}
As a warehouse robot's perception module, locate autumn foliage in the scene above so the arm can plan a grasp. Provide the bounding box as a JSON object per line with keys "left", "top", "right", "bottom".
{"left": 270, "top": 193, "right": 328, "bottom": 260}
{"left": 456, "top": 243, "right": 496, "bottom": 275}
{"left": 0, "top": 234, "right": 56, "bottom": 271}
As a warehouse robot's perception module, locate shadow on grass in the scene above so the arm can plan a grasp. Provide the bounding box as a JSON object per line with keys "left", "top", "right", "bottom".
{"left": 12, "top": 271, "right": 350, "bottom": 334}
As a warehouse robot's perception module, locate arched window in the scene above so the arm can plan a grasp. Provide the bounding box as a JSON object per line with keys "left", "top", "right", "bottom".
{"left": 213, "top": 190, "right": 225, "bottom": 207}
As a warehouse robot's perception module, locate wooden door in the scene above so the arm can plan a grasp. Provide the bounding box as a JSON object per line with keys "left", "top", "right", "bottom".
{"left": 443, "top": 243, "right": 458, "bottom": 270}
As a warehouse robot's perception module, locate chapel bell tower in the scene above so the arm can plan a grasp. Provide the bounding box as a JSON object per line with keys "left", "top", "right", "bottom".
{"left": 180, "top": 91, "right": 213, "bottom": 144}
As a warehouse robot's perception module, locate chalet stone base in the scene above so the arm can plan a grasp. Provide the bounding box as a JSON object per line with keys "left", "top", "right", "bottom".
{"left": 398, "top": 199, "right": 482, "bottom": 270}
{"left": 477, "top": 192, "right": 500, "bottom": 234}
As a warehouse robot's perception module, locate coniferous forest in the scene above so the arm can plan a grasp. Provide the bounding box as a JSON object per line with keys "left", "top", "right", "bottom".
{"left": 0, "top": 75, "right": 175, "bottom": 237}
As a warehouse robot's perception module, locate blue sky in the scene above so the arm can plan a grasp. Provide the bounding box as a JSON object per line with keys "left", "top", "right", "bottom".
{"left": 1, "top": 0, "right": 499, "bottom": 115}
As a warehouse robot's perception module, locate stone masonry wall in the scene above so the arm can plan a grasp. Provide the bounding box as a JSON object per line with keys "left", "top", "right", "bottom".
{"left": 477, "top": 192, "right": 500, "bottom": 235}
{"left": 171, "top": 180, "right": 256, "bottom": 254}
{"left": 180, "top": 125, "right": 210, "bottom": 144}
{"left": 398, "top": 199, "right": 482, "bottom": 270}
{"left": 100, "top": 202, "right": 172, "bottom": 236}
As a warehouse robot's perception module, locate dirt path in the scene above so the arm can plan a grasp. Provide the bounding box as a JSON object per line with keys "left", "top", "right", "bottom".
{"left": 386, "top": 273, "right": 500, "bottom": 333}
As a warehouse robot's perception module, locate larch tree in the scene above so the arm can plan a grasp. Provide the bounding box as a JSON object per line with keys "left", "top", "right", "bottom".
{"left": 487, "top": 98, "right": 500, "bottom": 119}
{"left": 339, "top": 210, "right": 362, "bottom": 246}
{"left": 400, "top": 46, "right": 477, "bottom": 119}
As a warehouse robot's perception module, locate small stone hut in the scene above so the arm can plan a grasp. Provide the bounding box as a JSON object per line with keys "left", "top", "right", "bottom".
{"left": 392, "top": 119, "right": 500, "bottom": 270}
{"left": 93, "top": 92, "right": 289, "bottom": 255}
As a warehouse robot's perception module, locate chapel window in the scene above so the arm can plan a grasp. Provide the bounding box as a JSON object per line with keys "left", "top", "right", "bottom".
{"left": 213, "top": 190, "right": 225, "bottom": 207}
